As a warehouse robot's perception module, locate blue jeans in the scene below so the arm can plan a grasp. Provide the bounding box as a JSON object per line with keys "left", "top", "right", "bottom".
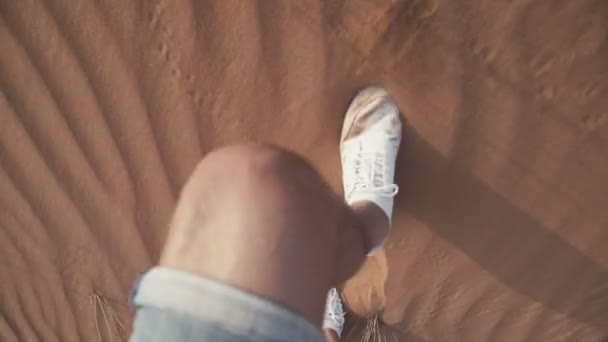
{"left": 130, "top": 267, "right": 324, "bottom": 342}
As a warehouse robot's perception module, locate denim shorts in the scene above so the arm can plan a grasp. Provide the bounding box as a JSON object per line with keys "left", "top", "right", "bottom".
{"left": 130, "top": 267, "right": 324, "bottom": 342}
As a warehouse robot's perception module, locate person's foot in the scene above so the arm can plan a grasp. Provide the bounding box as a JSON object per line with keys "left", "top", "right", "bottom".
{"left": 323, "top": 88, "right": 401, "bottom": 337}
{"left": 323, "top": 288, "right": 346, "bottom": 337}
{"left": 340, "top": 87, "right": 402, "bottom": 252}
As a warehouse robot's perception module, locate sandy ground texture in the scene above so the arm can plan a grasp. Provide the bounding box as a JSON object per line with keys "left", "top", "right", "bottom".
{"left": 1, "top": 0, "right": 607, "bottom": 341}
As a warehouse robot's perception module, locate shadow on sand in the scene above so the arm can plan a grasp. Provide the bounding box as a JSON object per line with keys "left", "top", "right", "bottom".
{"left": 390, "top": 127, "right": 608, "bottom": 332}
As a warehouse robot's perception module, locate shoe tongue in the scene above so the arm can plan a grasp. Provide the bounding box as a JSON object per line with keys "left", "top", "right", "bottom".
{"left": 343, "top": 148, "right": 384, "bottom": 187}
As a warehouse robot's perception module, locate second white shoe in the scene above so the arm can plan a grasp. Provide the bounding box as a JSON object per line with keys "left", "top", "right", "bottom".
{"left": 322, "top": 288, "right": 346, "bottom": 337}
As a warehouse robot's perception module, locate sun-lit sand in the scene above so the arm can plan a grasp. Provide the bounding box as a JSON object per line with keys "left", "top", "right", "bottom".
{"left": 1, "top": 1, "right": 607, "bottom": 341}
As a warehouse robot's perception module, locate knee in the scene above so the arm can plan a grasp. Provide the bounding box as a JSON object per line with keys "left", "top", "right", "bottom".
{"left": 178, "top": 144, "right": 343, "bottom": 233}
{"left": 221, "top": 144, "right": 312, "bottom": 177}
{"left": 189, "top": 144, "right": 321, "bottom": 195}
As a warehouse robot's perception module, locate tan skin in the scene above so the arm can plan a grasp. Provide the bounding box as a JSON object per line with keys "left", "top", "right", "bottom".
{"left": 159, "top": 145, "right": 390, "bottom": 341}
{"left": 323, "top": 202, "right": 389, "bottom": 341}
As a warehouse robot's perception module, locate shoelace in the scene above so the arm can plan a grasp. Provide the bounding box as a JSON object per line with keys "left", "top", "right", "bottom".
{"left": 344, "top": 150, "right": 399, "bottom": 199}
{"left": 324, "top": 288, "right": 345, "bottom": 332}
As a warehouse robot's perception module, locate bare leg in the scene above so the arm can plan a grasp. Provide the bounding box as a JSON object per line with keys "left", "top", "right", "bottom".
{"left": 350, "top": 202, "right": 390, "bottom": 253}
{"left": 324, "top": 329, "right": 340, "bottom": 342}
{"left": 156, "top": 87, "right": 401, "bottom": 341}
{"left": 322, "top": 87, "right": 402, "bottom": 339}
{"left": 321, "top": 201, "right": 389, "bottom": 341}
{"left": 160, "top": 144, "right": 368, "bottom": 325}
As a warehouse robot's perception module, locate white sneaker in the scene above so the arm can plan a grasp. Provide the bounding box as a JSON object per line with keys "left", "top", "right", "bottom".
{"left": 323, "top": 288, "right": 346, "bottom": 336}
{"left": 340, "top": 87, "right": 401, "bottom": 254}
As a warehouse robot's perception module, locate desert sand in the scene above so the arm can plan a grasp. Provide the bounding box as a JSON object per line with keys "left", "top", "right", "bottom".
{"left": 0, "top": 0, "right": 607, "bottom": 341}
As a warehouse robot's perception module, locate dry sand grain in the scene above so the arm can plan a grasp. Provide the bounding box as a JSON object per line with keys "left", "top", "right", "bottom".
{"left": 1, "top": 0, "right": 607, "bottom": 341}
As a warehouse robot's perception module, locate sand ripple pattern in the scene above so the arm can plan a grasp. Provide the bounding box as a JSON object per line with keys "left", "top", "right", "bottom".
{"left": 1, "top": 0, "right": 607, "bottom": 341}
